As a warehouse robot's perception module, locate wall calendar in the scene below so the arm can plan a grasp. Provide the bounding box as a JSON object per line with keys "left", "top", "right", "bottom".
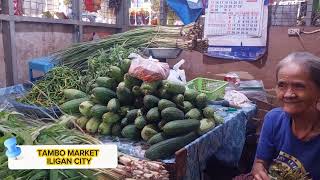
{"left": 204, "top": 0, "right": 268, "bottom": 61}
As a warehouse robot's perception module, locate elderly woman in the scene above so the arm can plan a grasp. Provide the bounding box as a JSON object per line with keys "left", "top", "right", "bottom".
{"left": 251, "top": 52, "right": 320, "bottom": 180}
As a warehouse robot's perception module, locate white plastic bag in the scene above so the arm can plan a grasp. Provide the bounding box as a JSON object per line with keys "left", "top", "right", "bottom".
{"left": 167, "top": 59, "right": 187, "bottom": 85}
{"left": 224, "top": 90, "right": 252, "bottom": 108}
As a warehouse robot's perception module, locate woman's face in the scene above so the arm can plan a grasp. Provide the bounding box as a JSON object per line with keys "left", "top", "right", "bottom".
{"left": 276, "top": 63, "right": 320, "bottom": 115}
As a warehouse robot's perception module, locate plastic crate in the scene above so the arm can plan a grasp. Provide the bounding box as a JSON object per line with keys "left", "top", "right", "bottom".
{"left": 186, "top": 78, "right": 228, "bottom": 100}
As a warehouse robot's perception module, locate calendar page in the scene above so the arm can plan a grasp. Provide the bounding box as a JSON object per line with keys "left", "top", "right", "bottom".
{"left": 206, "top": 0, "right": 264, "bottom": 37}
{"left": 204, "top": 0, "right": 268, "bottom": 61}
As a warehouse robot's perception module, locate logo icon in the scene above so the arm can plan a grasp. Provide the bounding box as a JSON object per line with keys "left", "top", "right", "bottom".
{"left": 4, "top": 137, "right": 21, "bottom": 159}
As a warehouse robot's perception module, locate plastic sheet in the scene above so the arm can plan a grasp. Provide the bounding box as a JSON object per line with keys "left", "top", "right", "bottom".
{"left": 0, "top": 84, "right": 61, "bottom": 118}
{"left": 100, "top": 136, "right": 147, "bottom": 159}
{"left": 184, "top": 104, "right": 257, "bottom": 180}
{"left": 166, "top": 0, "right": 203, "bottom": 24}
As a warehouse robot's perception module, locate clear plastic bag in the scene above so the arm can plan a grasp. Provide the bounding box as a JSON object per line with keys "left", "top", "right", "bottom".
{"left": 128, "top": 53, "right": 170, "bottom": 82}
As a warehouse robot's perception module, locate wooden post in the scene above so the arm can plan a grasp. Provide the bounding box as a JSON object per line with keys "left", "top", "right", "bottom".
{"left": 121, "top": 0, "right": 130, "bottom": 32}
{"left": 116, "top": 0, "right": 125, "bottom": 33}
{"left": 72, "top": 0, "right": 82, "bottom": 42}
{"left": 2, "top": 0, "right": 18, "bottom": 86}
{"left": 160, "top": 0, "right": 167, "bottom": 25}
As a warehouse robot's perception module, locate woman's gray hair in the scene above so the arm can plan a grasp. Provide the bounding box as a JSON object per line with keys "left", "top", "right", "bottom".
{"left": 276, "top": 52, "right": 320, "bottom": 87}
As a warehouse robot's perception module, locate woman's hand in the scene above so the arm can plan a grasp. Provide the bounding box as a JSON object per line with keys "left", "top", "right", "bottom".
{"left": 251, "top": 159, "right": 270, "bottom": 180}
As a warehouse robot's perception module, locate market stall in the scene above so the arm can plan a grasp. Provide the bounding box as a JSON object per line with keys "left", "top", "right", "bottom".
{"left": 0, "top": 17, "right": 260, "bottom": 178}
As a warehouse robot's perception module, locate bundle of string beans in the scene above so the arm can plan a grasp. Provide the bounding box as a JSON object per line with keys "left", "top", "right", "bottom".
{"left": 53, "top": 23, "right": 208, "bottom": 70}
{"left": 18, "top": 66, "right": 84, "bottom": 107}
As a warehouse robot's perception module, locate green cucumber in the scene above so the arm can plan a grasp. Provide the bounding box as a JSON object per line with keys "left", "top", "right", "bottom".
{"left": 141, "top": 125, "right": 158, "bottom": 141}
{"left": 197, "top": 118, "right": 215, "bottom": 135}
{"left": 196, "top": 93, "right": 208, "bottom": 109}
{"left": 108, "top": 66, "right": 124, "bottom": 83}
{"left": 121, "top": 118, "right": 129, "bottom": 127}
{"left": 98, "top": 122, "right": 112, "bottom": 135}
{"left": 79, "top": 100, "right": 94, "bottom": 117}
{"left": 119, "top": 106, "right": 133, "bottom": 117}
{"left": 147, "top": 133, "right": 168, "bottom": 145}
{"left": 203, "top": 106, "right": 215, "bottom": 119}
{"left": 124, "top": 73, "right": 142, "bottom": 89}
{"left": 92, "top": 87, "right": 116, "bottom": 104}
{"left": 102, "top": 112, "right": 121, "bottom": 125}
{"left": 184, "top": 89, "right": 199, "bottom": 103}
{"left": 185, "top": 108, "right": 202, "bottom": 120}
{"left": 132, "top": 86, "right": 143, "bottom": 97}
{"left": 96, "top": 77, "right": 117, "bottom": 90}
{"left": 158, "top": 99, "right": 176, "bottom": 111}
{"left": 163, "top": 80, "right": 186, "bottom": 94}
{"left": 60, "top": 97, "right": 89, "bottom": 114}
{"left": 116, "top": 86, "right": 133, "bottom": 105}
{"left": 182, "top": 101, "right": 194, "bottom": 113}
{"left": 161, "top": 107, "right": 185, "bottom": 122}
{"left": 121, "top": 125, "right": 140, "bottom": 140}
{"left": 145, "top": 132, "right": 198, "bottom": 160}
{"left": 146, "top": 107, "right": 160, "bottom": 123}
{"left": 85, "top": 118, "right": 100, "bottom": 133}
{"left": 90, "top": 104, "right": 108, "bottom": 119}
{"left": 135, "top": 116, "right": 147, "bottom": 129}
{"left": 120, "top": 59, "right": 131, "bottom": 73}
{"left": 158, "top": 87, "right": 172, "bottom": 99}
{"left": 163, "top": 119, "right": 200, "bottom": 136}
{"left": 76, "top": 116, "right": 89, "bottom": 129}
{"left": 143, "top": 95, "right": 160, "bottom": 109}
{"left": 172, "top": 94, "right": 184, "bottom": 105}
{"left": 140, "top": 81, "right": 161, "bottom": 95}
{"left": 63, "top": 89, "right": 87, "bottom": 100}
{"left": 107, "top": 98, "right": 120, "bottom": 112}
{"left": 125, "top": 109, "right": 139, "bottom": 123}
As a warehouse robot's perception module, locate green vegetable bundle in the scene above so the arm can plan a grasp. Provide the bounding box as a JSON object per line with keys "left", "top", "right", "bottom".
{"left": 53, "top": 23, "right": 208, "bottom": 71}
{"left": 18, "top": 66, "right": 83, "bottom": 107}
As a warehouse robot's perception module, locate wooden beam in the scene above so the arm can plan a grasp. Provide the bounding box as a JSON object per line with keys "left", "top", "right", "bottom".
{"left": 13, "top": 16, "right": 78, "bottom": 25}
{"left": 0, "top": 14, "right": 10, "bottom": 21}
{"left": 80, "top": 21, "right": 120, "bottom": 28}
{"left": 2, "top": 15, "right": 121, "bottom": 28}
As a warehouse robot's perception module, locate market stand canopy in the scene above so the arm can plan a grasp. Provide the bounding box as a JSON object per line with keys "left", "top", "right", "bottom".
{"left": 166, "top": 0, "right": 204, "bottom": 24}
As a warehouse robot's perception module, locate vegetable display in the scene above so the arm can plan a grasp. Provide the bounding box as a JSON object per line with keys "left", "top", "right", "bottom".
{"left": 61, "top": 63, "right": 223, "bottom": 160}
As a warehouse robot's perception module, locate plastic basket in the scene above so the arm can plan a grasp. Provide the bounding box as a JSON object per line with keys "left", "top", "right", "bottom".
{"left": 186, "top": 77, "right": 228, "bottom": 100}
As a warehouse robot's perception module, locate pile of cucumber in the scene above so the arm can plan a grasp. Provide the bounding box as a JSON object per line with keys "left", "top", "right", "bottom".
{"left": 59, "top": 62, "right": 223, "bottom": 160}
